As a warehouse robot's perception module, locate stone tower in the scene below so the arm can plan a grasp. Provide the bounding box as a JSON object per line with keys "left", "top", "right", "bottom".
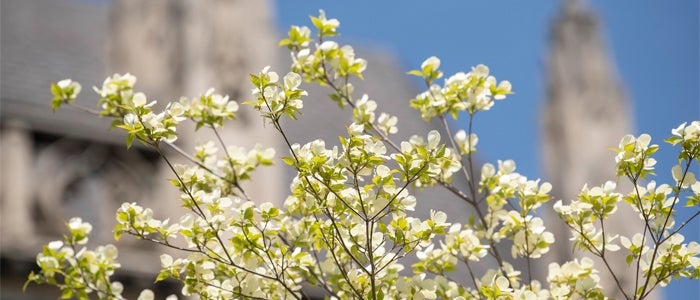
{"left": 108, "top": 0, "right": 285, "bottom": 206}
{"left": 543, "top": 0, "right": 630, "bottom": 197}
{"left": 541, "top": 0, "right": 654, "bottom": 298}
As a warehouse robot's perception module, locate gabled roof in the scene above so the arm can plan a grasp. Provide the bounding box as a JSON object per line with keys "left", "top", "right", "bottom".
{"left": 1, "top": 0, "right": 124, "bottom": 143}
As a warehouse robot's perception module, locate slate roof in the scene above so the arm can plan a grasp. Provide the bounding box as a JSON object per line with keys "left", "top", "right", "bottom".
{"left": 1, "top": 0, "right": 123, "bottom": 143}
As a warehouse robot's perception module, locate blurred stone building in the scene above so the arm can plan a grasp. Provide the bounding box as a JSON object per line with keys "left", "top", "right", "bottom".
{"left": 540, "top": 1, "right": 657, "bottom": 299}
{"left": 1, "top": 0, "right": 181, "bottom": 298}
{"left": 1, "top": 0, "right": 462, "bottom": 298}
{"left": 1, "top": 0, "right": 644, "bottom": 299}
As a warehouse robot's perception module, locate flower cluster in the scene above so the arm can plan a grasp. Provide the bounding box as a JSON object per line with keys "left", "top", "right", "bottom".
{"left": 350, "top": 94, "right": 398, "bottom": 136}
{"left": 547, "top": 258, "right": 605, "bottom": 299}
{"left": 392, "top": 130, "right": 462, "bottom": 185}
{"left": 115, "top": 193, "right": 307, "bottom": 298}
{"left": 613, "top": 133, "right": 659, "bottom": 179}
{"left": 26, "top": 218, "right": 130, "bottom": 299}
{"left": 114, "top": 202, "right": 179, "bottom": 241}
{"left": 94, "top": 73, "right": 182, "bottom": 145}
{"left": 180, "top": 88, "right": 239, "bottom": 129}
{"left": 548, "top": 122, "right": 700, "bottom": 298}
{"left": 555, "top": 181, "right": 623, "bottom": 253}
{"left": 187, "top": 140, "right": 276, "bottom": 197}
{"left": 32, "top": 10, "right": 700, "bottom": 300}
{"left": 479, "top": 160, "right": 555, "bottom": 259}
{"left": 281, "top": 9, "right": 407, "bottom": 150}
{"left": 250, "top": 66, "right": 306, "bottom": 123}
{"left": 409, "top": 57, "right": 513, "bottom": 120}
{"left": 222, "top": 145, "right": 276, "bottom": 181}
{"left": 454, "top": 129, "right": 478, "bottom": 155}
{"left": 667, "top": 121, "right": 700, "bottom": 162}
{"left": 50, "top": 79, "right": 82, "bottom": 111}
{"left": 413, "top": 222, "right": 490, "bottom": 284}
{"left": 623, "top": 181, "right": 676, "bottom": 234}
{"left": 278, "top": 25, "right": 311, "bottom": 50}
{"left": 290, "top": 40, "right": 367, "bottom": 86}
{"left": 619, "top": 233, "right": 700, "bottom": 288}
{"left": 283, "top": 10, "right": 367, "bottom": 111}
{"left": 94, "top": 73, "right": 139, "bottom": 116}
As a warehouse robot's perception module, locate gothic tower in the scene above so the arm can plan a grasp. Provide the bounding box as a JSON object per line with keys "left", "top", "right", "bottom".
{"left": 543, "top": 0, "right": 630, "bottom": 198}
{"left": 541, "top": 0, "right": 654, "bottom": 298}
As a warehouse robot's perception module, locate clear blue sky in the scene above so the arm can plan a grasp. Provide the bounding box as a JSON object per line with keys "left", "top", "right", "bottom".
{"left": 274, "top": 0, "right": 699, "bottom": 297}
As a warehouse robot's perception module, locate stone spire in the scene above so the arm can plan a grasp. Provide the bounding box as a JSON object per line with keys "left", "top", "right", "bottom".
{"left": 541, "top": 0, "right": 653, "bottom": 298}
{"left": 543, "top": 0, "right": 630, "bottom": 197}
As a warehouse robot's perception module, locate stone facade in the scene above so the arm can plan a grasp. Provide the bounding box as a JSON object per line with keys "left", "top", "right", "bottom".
{"left": 1, "top": 0, "right": 174, "bottom": 298}
{"left": 1, "top": 0, "right": 455, "bottom": 298}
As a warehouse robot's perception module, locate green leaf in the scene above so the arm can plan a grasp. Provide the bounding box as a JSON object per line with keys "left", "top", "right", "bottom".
{"left": 282, "top": 156, "right": 296, "bottom": 166}
{"left": 50, "top": 82, "right": 61, "bottom": 97}
{"left": 110, "top": 119, "right": 122, "bottom": 129}
{"left": 665, "top": 136, "right": 681, "bottom": 145}
{"left": 114, "top": 228, "right": 123, "bottom": 241}
{"left": 278, "top": 39, "right": 292, "bottom": 48}
{"left": 407, "top": 70, "right": 423, "bottom": 77}
{"left": 169, "top": 179, "right": 181, "bottom": 187}
{"left": 268, "top": 207, "right": 280, "bottom": 218}
{"left": 51, "top": 97, "right": 63, "bottom": 111}
{"left": 61, "top": 288, "right": 73, "bottom": 299}
{"left": 156, "top": 269, "right": 171, "bottom": 282}
{"left": 450, "top": 110, "right": 459, "bottom": 120}
{"left": 125, "top": 133, "right": 135, "bottom": 149}
{"left": 310, "top": 16, "right": 323, "bottom": 30}
{"left": 244, "top": 207, "right": 254, "bottom": 220}
{"left": 249, "top": 74, "right": 261, "bottom": 87}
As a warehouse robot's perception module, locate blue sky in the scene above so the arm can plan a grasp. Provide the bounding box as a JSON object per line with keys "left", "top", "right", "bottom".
{"left": 274, "top": 0, "right": 699, "bottom": 297}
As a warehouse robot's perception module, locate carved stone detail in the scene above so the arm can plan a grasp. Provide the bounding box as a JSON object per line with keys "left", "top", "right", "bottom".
{"left": 33, "top": 136, "right": 159, "bottom": 245}
{"left": 0, "top": 120, "right": 34, "bottom": 249}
